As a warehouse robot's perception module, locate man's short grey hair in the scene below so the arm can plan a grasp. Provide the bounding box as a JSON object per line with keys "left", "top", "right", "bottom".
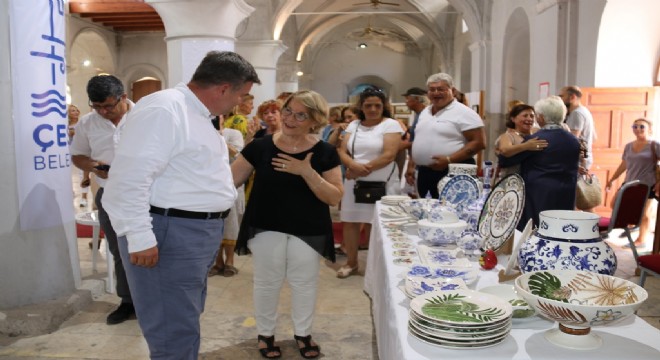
{"left": 426, "top": 73, "right": 454, "bottom": 88}
{"left": 534, "top": 96, "right": 567, "bottom": 125}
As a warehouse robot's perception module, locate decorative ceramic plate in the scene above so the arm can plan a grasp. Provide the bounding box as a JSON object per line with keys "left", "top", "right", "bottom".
{"left": 504, "top": 218, "right": 533, "bottom": 276}
{"left": 407, "top": 264, "right": 480, "bottom": 285}
{"left": 393, "top": 249, "right": 418, "bottom": 257}
{"left": 417, "top": 246, "right": 470, "bottom": 267}
{"left": 478, "top": 174, "right": 525, "bottom": 251}
{"left": 409, "top": 317, "right": 511, "bottom": 341}
{"left": 404, "top": 276, "right": 467, "bottom": 299}
{"left": 392, "top": 242, "right": 414, "bottom": 249}
{"left": 409, "top": 310, "right": 511, "bottom": 334}
{"left": 410, "top": 289, "right": 512, "bottom": 326}
{"left": 393, "top": 257, "right": 415, "bottom": 267}
{"left": 438, "top": 175, "right": 480, "bottom": 213}
{"left": 408, "top": 324, "right": 509, "bottom": 349}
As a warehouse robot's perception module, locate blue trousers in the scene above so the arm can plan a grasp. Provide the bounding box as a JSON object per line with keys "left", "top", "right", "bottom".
{"left": 117, "top": 213, "right": 223, "bottom": 360}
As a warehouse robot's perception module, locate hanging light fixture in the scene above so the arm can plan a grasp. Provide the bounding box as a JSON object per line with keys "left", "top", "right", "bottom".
{"left": 358, "top": 43, "right": 368, "bottom": 49}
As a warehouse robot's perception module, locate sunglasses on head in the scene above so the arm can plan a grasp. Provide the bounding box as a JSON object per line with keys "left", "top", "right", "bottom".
{"left": 632, "top": 124, "right": 646, "bottom": 130}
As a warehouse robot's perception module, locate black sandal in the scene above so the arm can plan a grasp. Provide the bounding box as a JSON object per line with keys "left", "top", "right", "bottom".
{"left": 257, "top": 335, "right": 281, "bottom": 359}
{"left": 294, "top": 335, "right": 320, "bottom": 359}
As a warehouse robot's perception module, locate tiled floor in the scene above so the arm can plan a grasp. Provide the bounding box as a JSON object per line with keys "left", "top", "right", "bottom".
{"left": 0, "top": 213, "right": 658, "bottom": 359}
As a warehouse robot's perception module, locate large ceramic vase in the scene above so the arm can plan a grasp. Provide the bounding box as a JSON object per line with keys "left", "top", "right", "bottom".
{"left": 517, "top": 210, "right": 617, "bottom": 275}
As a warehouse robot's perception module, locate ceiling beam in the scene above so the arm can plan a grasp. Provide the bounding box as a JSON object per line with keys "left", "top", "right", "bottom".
{"left": 69, "top": 2, "right": 155, "bottom": 14}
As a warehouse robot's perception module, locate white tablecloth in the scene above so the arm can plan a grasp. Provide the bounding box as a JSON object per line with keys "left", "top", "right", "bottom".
{"left": 364, "top": 202, "right": 660, "bottom": 360}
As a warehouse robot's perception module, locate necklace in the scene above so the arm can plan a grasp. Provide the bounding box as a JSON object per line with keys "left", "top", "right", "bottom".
{"left": 279, "top": 134, "right": 305, "bottom": 152}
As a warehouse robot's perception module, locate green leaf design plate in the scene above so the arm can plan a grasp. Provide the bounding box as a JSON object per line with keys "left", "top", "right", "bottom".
{"left": 410, "top": 289, "right": 513, "bottom": 326}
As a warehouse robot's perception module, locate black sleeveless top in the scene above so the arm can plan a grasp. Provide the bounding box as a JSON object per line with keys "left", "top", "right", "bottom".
{"left": 235, "top": 135, "right": 341, "bottom": 262}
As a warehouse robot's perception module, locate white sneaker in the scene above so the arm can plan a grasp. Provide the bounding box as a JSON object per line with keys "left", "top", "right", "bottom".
{"left": 79, "top": 199, "right": 88, "bottom": 207}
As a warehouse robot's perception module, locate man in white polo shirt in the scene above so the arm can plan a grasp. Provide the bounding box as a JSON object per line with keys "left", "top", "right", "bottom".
{"left": 405, "top": 73, "right": 485, "bottom": 198}
{"left": 70, "top": 75, "right": 135, "bottom": 325}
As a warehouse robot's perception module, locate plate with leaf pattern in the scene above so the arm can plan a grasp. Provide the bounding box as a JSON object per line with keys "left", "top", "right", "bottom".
{"left": 478, "top": 174, "right": 525, "bottom": 251}
{"left": 410, "top": 289, "right": 512, "bottom": 326}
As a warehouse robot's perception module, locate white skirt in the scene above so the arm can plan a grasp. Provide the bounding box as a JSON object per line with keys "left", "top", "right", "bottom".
{"left": 340, "top": 175, "right": 401, "bottom": 224}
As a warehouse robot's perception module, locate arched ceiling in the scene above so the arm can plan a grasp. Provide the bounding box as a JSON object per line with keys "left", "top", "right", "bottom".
{"left": 272, "top": 0, "right": 482, "bottom": 61}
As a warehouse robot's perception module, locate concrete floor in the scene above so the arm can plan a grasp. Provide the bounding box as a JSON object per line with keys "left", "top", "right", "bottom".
{"left": 0, "top": 205, "right": 659, "bottom": 359}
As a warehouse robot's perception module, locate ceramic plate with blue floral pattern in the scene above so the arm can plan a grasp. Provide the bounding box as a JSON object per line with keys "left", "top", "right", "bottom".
{"left": 478, "top": 174, "right": 525, "bottom": 251}
{"left": 438, "top": 175, "right": 480, "bottom": 213}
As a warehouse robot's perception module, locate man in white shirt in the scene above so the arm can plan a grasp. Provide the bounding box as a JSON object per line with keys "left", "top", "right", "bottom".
{"left": 102, "top": 51, "right": 260, "bottom": 360}
{"left": 405, "top": 73, "right": 486, "bottom": 198}
{"left": 559, "top": 85, "right": 596, "bottom": 170}
{"left": 70, "top": 75, "right": 135, "bottom": 325}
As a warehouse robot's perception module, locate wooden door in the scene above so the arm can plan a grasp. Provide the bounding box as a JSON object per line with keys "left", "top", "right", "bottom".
{"left": 582, "top": 87, "right": 658, "bottom": 216}
{"left": 131, "top": 79, "right": 161, "bottom": 103}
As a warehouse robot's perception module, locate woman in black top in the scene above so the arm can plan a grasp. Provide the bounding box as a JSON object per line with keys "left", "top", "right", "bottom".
{"left": 232, "top": 90, "right": 344, "bottom": 359}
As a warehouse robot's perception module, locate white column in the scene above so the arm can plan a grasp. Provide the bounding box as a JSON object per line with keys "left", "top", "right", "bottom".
{"left": 147, "top": 0, "right": 255, "bottom": 87}
{"left": 0, "top": 0, "right": 79, "bottom": 310}
{"left": 235, "top": 40, "right": 288, "bottom": 110}
{"left": 276, "top": 60, "right": 300, "bottom": 96}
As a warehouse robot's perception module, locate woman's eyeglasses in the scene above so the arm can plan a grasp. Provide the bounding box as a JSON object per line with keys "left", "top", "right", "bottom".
{"left": 281, "top": 107, "right": 309, "bottom": 122}
{"left": 632, "top": 124, "right": 646, "bottom": 130}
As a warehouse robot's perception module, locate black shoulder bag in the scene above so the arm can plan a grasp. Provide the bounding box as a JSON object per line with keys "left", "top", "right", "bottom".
{"left": 351, "top": 123, "right": 395, "bottom": 204}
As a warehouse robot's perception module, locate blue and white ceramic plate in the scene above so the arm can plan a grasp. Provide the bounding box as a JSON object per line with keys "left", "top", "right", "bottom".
{"left": 478, "top": 174, "right": 525, "bottom": 251}
{"left": 407, "top": 264, "right": 479, "bottom": 285}
{"left": 417, "top": 246, "right": 470, "bottom": 267}
{"left": 438, "top": 175, "right": 480, "bottom": 213}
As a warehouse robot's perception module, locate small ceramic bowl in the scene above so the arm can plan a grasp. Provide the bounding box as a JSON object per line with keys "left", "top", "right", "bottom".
{"left": 418, "top": 219, "right": 467, "bottom": 246}
{"left": 479, "top": 284, "right": 536, "bottom": 319}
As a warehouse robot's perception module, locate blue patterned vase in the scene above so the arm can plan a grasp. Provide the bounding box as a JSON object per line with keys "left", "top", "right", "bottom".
{"left": 517, "top": 210, "right": 617, "bottom": 275}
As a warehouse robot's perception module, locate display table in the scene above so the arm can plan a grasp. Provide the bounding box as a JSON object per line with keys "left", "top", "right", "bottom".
{"left": 364, "top": 202, "right": 660, "bottom": 360}
{"left": 75, "top": 211, "right": 114, "bottom": 293}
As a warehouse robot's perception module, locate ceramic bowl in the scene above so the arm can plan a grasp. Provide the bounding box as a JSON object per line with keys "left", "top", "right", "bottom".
{"left": 514, "top": 270, "right": 648, "bottom": 350}
{"left": 537, "top": 210, "right": 599, "bottom": 240}
{"left": 418, "top": 219, "right": 467, "bottom": 246}
{"left": 448, "top": 163, "right": 478, "bottom": 176}
{"left": 479, "top": 284, "right": 536, "bottom": 319}
{"left": 427, "top": 204, "right": 459, "bottom": 224}
{"left": 399, "top": 199, "right": 434, "bottom": 220}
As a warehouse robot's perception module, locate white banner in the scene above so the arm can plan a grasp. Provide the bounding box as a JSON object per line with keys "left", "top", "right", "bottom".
{"left": 10, "top": 0, "right": 73, "bottom": 230}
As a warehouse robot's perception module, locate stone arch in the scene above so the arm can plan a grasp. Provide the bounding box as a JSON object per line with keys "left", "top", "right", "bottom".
{"left": 346, "top": 75, "right": 392, "bottom": 103}
{"left": 122, "top": 63, "right": 166, "bottom": 101}
{"left": 67, "top": 28, "right": 116, "bottom": 108}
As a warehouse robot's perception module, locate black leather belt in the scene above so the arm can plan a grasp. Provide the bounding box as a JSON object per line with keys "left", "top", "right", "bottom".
{"left": 149, "top": 206, "right": 230, "bottom": 220}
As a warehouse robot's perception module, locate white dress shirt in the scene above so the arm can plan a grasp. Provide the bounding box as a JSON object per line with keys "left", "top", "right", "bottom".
{"left": 69, "top": 101, "right": 134, "bottom": 187}
{"left": 103, "top": 83, "right": 237, "bottom": 253}
{"left": 411, "top": 100, "right": 484, "bottom": 166}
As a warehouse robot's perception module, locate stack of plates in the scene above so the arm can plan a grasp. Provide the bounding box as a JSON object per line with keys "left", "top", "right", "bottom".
{"left": 381, "top": 195, "right": 411, "bottom": 206}
{"left": 408, "top": 289, "right": 512, "bottom": 349}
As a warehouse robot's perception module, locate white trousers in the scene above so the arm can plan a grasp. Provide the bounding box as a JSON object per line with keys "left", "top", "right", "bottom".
{"left": 248, "top": 231, "right": 320, "bottom": 337}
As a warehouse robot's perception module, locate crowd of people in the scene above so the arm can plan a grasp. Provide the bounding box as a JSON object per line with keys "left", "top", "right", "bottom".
{"left": 67, "top": 50, "right": 655, "bottom": 360}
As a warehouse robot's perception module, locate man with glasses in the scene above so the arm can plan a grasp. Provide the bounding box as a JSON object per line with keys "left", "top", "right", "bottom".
{"left": 405, "top": 73, "right": 485, "bottom": 198}
{"left": 103, "top": 51, "right": 260, "bottom": 359}
{"left": 70, "top": 74, "right": 135, "bottom": 325}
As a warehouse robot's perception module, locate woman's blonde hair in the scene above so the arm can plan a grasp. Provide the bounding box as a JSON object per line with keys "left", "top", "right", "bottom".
{"left": 283, "top": 90, "right": 329, "bottom": 134}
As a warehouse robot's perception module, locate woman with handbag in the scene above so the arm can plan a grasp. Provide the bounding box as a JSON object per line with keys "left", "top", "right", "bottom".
{"left": 336, "top": 88, "right": 404, "bottom": 278}
{"left": 606, "top": 118, "right": 660, "bottom": 247}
